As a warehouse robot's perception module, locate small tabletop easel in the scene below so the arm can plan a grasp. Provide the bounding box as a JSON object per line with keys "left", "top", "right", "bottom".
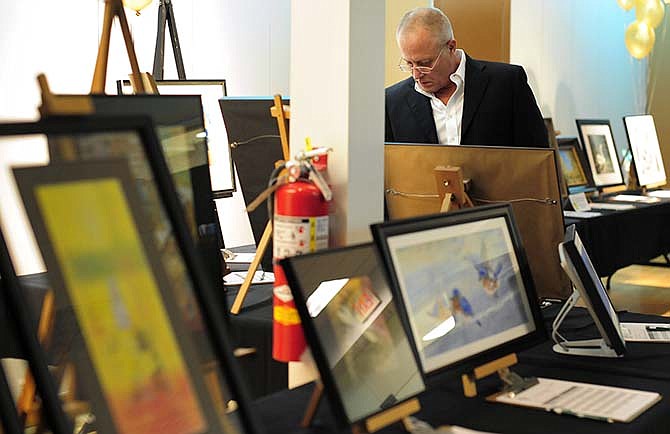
{"left": 91, "top": 0, "right": 149, "bottom": 94}
{"left": 301, "top": 383, "right": 421, "bottom": 434}
{"left": 152, "top": 0, "right": 186, "bottom": 80}
{"left": 230, "top": 94, "right": 290, "bottom": 314}
{"left": 461, "top": 353, "right": 537, "bottom": 398}
{"left": 434, "top": 166, "right": 474, "bottom": 213}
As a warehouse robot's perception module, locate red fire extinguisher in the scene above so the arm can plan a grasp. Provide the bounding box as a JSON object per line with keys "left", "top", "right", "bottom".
{"left": 271, "top": 148, "right": 332, "bottom": 362}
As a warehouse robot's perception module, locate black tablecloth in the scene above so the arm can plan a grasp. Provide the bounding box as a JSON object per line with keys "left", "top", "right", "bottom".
{"left": 564, "top": 198, "right": 670, "bottom": 277}
{"left": 520, "top": 303, "right": 670, "bottom": 381}
{"left": 253, "top": 304, "right": 670, "bottom": 434}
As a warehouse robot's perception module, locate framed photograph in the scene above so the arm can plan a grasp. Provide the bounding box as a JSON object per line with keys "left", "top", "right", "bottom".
{"left": 117, "top": 79, "right": 234, "bottom": 197}
{"left": 280, "top": 244, "right": 425, "bottom": 428}
{"left": 623, "top": 114, "right": 667, "bottom": 189}
{"left": 372, "top": 204, "right": 545, "bottom": 377}
{"left": 0, "top": 117, "right": 259, "bottom": 434}
{"left": 576, "top": 120, "right": 624, "bottom": 188}
{"left": 558, "top": 142, "right": 590, "bottom": 188}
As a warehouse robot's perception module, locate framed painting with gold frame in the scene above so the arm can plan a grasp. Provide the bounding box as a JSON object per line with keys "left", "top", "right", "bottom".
{"left": 558, "top": 142, "right": 589, "bottom": 189}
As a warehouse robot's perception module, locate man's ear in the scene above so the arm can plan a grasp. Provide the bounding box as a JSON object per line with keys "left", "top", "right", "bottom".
{"left": 448, "top": 39, "right": 458, "bottom": 52}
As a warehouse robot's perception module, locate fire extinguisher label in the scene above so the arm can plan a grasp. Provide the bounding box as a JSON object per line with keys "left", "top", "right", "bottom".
{"left": 273, "top": 215, "right": 328, "bottom": 258}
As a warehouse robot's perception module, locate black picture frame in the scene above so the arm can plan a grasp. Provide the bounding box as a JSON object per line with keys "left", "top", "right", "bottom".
{"left": 558, "top": 141, "right": 590, "bottom": 189}
{"left": 623, "top": 114, "right": 667, "bottom": 189}
{"left": 280, "top": 243, "right": 425, "bottom": 428}
{"left": 0, "top": 116, "right": 260, "bottom": 434}
{"left": 0, "top": 229, "right": 70, "bottom": 434}
{"left": 116, "top": 79, "right": 234, "bottom": 197}
{"left": 575, "top": 119, "right": 624, "bottom": 189}
{"left": 371, "top": 204, "right": 546, "bottom": 381}
{"left": 49, "top": 97, "right": 228, "bottom": 311}
{"left": 16, "top": 159, "right": 229, "bottom": 434}
{"left": 220, "top": 96, "right": 288, "bottom": 272}
{"left": 558, "top": 225, "right": 627, "bottom": 356}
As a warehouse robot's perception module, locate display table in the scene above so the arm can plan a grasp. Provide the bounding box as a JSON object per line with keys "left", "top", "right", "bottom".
{"left": 520, "top": 303, "right": 670, "bottom": 381}
{"left": 252, "top": 304, "right": 670, "bottom": 434}
{"left": 564, "top": 197, "right": 670, "bottom": 278}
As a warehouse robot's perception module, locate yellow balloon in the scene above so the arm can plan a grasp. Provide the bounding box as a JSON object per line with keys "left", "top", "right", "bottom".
{"left": 625, "top": 20, "right": 656, "bottom": 58}
{"left": 618, "top": 0, "right": 636, "bottom": 10}
{"left": 123, "top": 0, "right": 152, "bottom": 14}
{"left": 635, "top": 0, "right": 666, "bottom": 28}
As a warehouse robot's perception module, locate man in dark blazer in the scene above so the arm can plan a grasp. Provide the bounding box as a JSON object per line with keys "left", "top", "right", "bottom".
{"left": 386, "top": 7, "right": 548, "bottom": 148}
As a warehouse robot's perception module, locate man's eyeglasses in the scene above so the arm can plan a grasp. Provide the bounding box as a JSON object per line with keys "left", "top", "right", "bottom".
{"left": 398, "top": 46, "right": 445, "bottom": 74}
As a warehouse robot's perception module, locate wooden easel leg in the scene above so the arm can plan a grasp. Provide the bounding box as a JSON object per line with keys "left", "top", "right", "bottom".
{"left": 440, "top": 193, "right": 453, "bottom": 213}
{"left": 230, "top": 221, "right": 273, "bottom": 314}
{"left": 91, "top": 1, "right": 115, "bottom": 93}
{"left": 117, "top": 5, "right": 146, "bottom": 93}
{"left": 300, "top": 382, "right": 324, "bottom": 428}
{"left": 272, "top": 94, "right": 290, "bottom": 160}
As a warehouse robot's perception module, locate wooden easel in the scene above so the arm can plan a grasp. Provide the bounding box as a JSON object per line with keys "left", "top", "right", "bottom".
{"left": 460, "top": 353, "right": 537, "bottom": 398}
{"left": 301, "top": 382, "right": 421, "bottom": 433}
{"left": 91, "top": 0, "right": 150, "bottom": 94}
{"left": 230, "top": 94, "right": 290, "bottom": 314}
{"left": 434, "top": 166, "right": 474, "bottom": 213}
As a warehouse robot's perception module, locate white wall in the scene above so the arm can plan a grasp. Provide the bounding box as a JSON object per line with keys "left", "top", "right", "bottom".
{"left": 510, "top": 0, "right": 647, "bottom": 156}
{"left": 0, "top": 1, "right": 291, "bottom": 254}
{"left": 0, "top": 0, "right": 290, "bottom": 121}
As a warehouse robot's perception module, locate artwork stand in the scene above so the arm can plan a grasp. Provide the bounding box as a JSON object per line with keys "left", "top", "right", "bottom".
{"left": 434, "top": 166, "right": 474, "bottom": 213}
{"left": 152, "top": 0, "right": 186, "bottom": 80}
{"left": 230, "top": 94, "right": 290, "bottom": 314}
{"left": 91, "top": 0, "right": 148, "bottom": 94}
{"left": 460, "top": 353, "right": 537, "bottom": 398}
{"left": 300, "top": 382, "right": 421, "bottom": 434}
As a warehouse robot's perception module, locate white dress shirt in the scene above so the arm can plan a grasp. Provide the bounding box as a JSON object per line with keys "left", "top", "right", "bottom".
{"left": 414, "top": 49, "right": 466, "bottom": 145}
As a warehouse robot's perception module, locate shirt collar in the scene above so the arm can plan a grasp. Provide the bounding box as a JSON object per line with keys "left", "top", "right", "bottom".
{"left": 414, "top": 49, "right": 466, "bottom": 99}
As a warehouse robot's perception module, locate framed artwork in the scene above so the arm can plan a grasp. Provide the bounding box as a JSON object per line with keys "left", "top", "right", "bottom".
{"left": 372, "top": 204, "right": 545, "bottom": 377}
{"left": 623, "top": 115, "right": 667, "bottom": 189}
{"left": 78, "top": 95, "right": 226, "bottom": 298}
{"left": 384, "top": 143, "right": 569, "bottom": 300}
{"left": 117, "top": 79, "right": 234, "bottom": 197}
{"left": 558, "top": 142, "right": 589, "bottom": 188}
{"left": 0, "top": 229, "right": 70, "bottom": 434}
{"left": 220, "top": 97, "right": 289, "bottom": 272}
{"left": 280, "top": 243, "right": 425, "bottom": 427}
{"left": 544, "top": 118, "right": 568, "bottom": 199}
{"left": 0, "top": 117, "right": 259, "bottom": 434}
{"left": 576, "top": 120, "right": 624, "bottom": 188}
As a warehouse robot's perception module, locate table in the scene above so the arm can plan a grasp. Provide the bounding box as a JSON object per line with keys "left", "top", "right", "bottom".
{"left": 252, "top": 304, "right": 670, "bottom": 434}
{"left": 564, "top": 197, "right": 670, "bottom": 279}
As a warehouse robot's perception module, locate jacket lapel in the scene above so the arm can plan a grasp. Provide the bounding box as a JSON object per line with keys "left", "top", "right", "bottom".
{"left": 404, "top": 80, "right": 439, "bottom": 143}
{"left": 461, "top": 55, "right": 489, "bottom": 140}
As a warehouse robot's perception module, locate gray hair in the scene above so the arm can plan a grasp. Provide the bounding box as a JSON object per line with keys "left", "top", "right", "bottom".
{"left": 396, "top": 7, "right": 454, "bottom": 46}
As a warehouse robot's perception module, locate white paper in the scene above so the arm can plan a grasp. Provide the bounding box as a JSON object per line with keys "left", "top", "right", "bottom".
{"left": 647, "top": 190, "right": 670, "bottom": 198}
{"left": 568, "top": 192, "right": 591, "bottom": 211}
{"left": 223, "top": 270, "right": 275, "bottom": 285}
{"left": 564, "top": 211, "right": 602, "bottom": 218}
{"left": 621, "top": 322, "right": 670, "bottom": 342}
{"left": 589, "top": 203, "right": 635, "bottom": 210}
{"left": 221, "top": 251, "right": 256, "bottom": 264}
{"left": 494, "top": 377, "right": 661, "bottom": 423}
{"left": 437, "top": 426, "right": 499, "bottom": 434}
{"left": 610, "top": 194, "right": 660, "bottom": 203}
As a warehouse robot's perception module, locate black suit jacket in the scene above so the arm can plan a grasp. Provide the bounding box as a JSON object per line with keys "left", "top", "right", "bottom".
{"left": 385, "top": 54, "right": 548, "bottom": 147}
